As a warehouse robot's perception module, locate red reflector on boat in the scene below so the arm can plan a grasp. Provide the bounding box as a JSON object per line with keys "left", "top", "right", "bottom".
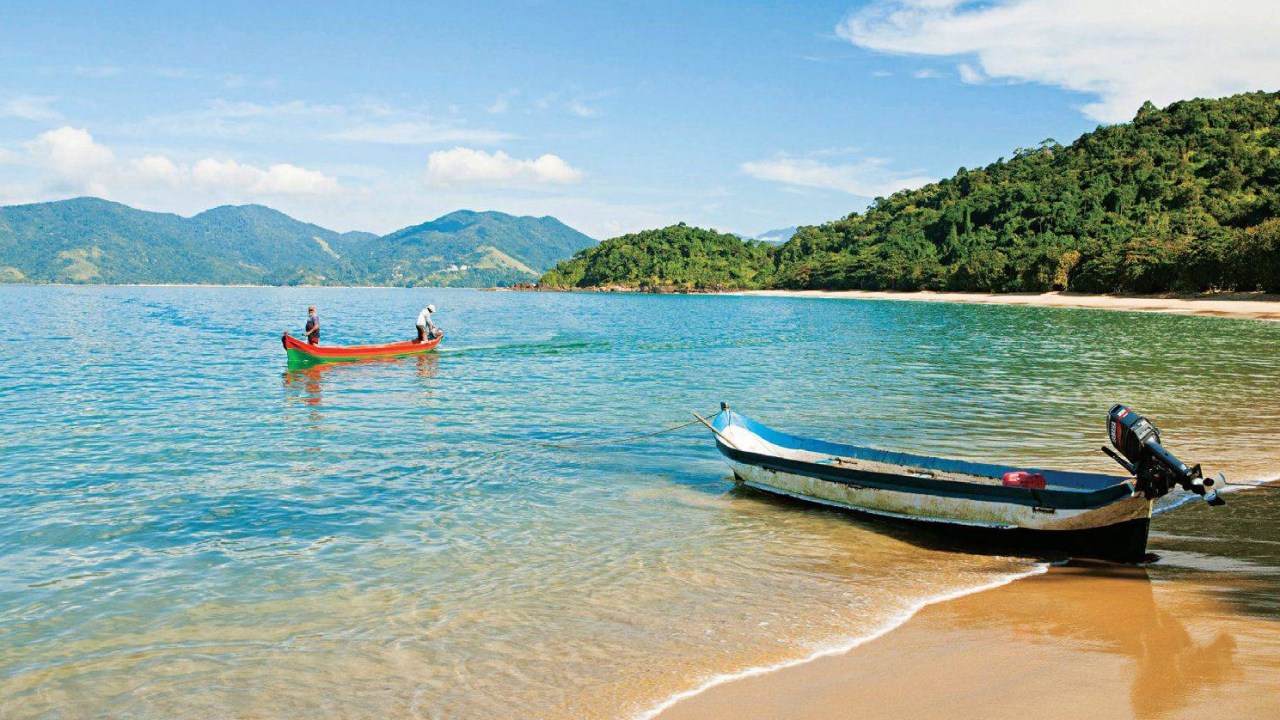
{"left": 1002, "top": 471, "right": 1046, "bottom": 489}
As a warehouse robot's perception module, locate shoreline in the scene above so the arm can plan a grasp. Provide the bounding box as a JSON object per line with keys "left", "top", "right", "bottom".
{"left": 732, "top": 289, "right": 1280, "bottom": 321}
{"left": 634, "top": 564, "right": 1049, "bottom": 720}
{"left": 6, "top": 282, "right": 1280, "bottom": 321}
{"left": 653, "top": 560, "right": 1280, "bottom": 720}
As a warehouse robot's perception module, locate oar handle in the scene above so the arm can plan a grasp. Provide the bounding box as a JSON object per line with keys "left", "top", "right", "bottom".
{"left": 693, "top": 411, "right": 738, "bottom": 450}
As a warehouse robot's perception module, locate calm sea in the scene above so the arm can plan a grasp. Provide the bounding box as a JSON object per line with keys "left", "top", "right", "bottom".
{"left": 2, "top": 286, "right": 1278, "bottom": 718}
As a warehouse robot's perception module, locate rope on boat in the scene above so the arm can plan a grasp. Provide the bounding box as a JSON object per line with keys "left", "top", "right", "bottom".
{"left": 535, "top": 412, "right": 717, "bottom": 449}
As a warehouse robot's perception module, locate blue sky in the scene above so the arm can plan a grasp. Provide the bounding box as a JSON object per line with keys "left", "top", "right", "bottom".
{"left": 1, "top": 1, "right": 1276, "bottom": 238}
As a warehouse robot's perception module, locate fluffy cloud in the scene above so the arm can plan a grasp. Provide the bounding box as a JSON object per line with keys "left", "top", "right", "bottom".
{"left": 23, "top": 126, "right": 339, "bottom": 199}
{"left": 426, "top": 147, "right": 582, "bottom": 187}
{"left": 741, "top": 155, "right": 931, "bottom": 198}
{"left": 27, "top": 126, "right": 115, "bottom": 178}
{"left": 189, "top": 158, "right": 340, "bottom": 195}
{"left": 132, "top": 155, "right": 182, "bottom": 184}
{"left": 838, "top": 0, "right": 1280, "bottom": 122}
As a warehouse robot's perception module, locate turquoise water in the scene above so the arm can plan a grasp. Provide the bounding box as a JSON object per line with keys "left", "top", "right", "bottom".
{"left": 2, "top": 286, "right": 1279, "bottom": 718}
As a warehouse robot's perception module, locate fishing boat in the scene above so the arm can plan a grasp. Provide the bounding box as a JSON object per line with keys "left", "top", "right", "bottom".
{"left": 281, "top": 331, "right": 441, "bottom": 365}
{"left": 699, "top": 404, "right": 1224, "bottom": 563}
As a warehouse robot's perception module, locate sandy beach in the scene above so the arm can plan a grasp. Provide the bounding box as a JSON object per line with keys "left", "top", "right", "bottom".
{"left": 656, "top": 561, "right": 1280, "bottom": 720}
{"left": 734, "top": 289, "right": 1280, "bottom": 322}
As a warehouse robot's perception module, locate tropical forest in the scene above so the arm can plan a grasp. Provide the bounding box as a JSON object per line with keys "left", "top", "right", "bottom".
{"left": 541, "top": 91, "right": 1280, "bottom": 294}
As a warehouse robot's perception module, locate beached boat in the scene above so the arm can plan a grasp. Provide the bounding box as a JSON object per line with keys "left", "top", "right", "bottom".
{"left": 281, "top": 331, "right": 441, "bottom": 364}
{"left": 700, "top": 404, "right": 1223, "bottom": 563}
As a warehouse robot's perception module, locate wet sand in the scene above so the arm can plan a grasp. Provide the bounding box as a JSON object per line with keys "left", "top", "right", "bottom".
{"left": 656, "top": 562, "right": 1280, "bottom": 720}
{"left": 735, "top": 290, "right": 1280, "bottom": 322}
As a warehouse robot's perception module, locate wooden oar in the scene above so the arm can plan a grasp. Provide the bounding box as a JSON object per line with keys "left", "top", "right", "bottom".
{"left": 693, "top": 411, "right": 738, "bottom": 450}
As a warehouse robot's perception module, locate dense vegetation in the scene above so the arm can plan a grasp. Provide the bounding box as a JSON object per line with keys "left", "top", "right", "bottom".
{"left": 0, "top": 200, "right": 594, "bottom": 286}
{"left": 540, "top": 224, "right": 773, "bottom": 290}
{"left": 542, "top": 91, "right": 1280, "bottom": 294}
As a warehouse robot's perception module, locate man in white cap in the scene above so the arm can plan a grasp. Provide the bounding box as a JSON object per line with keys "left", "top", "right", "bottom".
{"left": 415, "top": 304, "right": 439, "bottom": 343}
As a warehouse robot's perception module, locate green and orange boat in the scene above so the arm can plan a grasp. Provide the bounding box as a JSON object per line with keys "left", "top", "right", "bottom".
{"left": 282, "top": 331, "right": 442, "bottom": 365}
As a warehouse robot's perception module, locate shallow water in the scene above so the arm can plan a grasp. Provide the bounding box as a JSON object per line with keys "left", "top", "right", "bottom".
{"left": 2, "top": 286, "right": 1278, "bottom": 718}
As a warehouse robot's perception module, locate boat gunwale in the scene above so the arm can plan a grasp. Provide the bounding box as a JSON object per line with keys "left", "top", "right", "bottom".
{"left": 282, "top": 331, "right": 441, "bottom": 360}
{"left": 713, "top": 410, "right": 1137, "bottom": 511}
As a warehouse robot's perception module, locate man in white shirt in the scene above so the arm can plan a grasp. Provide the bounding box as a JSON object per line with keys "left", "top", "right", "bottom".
{"left": 415, "top": 304, "right": 439, "bottom": 342}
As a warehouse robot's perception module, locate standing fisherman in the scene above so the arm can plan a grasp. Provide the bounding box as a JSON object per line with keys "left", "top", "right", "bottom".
{"left": 304, "top": 306, "right": 320, "bottom": 345}
{"left": 416, "top": 304, "right": 439, "bottom": 343}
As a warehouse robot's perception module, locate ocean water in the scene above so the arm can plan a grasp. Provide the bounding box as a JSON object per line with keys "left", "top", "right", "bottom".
{"left": 2, "top": 286, "right": 1278, "bottom": 719}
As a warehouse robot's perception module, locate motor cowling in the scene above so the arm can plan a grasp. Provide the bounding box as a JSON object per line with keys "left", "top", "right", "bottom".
{"left": 1105, "top": 405, "right": 1223, "bottom": 505}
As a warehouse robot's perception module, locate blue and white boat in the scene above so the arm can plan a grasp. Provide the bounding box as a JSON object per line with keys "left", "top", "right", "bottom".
{"left": 701, "top": 404, "right": 1223, "bottom": 563}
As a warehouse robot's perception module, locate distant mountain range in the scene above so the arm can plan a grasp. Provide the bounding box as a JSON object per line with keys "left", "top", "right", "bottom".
{"left": 733, "top": 226, "right": 798, "bottom": 244}
{"left": 0, "top": 197, "right": 595, "bottom": 286}
{"left": 753, "top": 226, "right": 799, "bottom": 244}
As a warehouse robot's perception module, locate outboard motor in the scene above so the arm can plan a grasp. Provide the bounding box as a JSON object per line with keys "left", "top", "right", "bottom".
{"left": 1103, "top": 405, "right": 1224, "bottom": 506}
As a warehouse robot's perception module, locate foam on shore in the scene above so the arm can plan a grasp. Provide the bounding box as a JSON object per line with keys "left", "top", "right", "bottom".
{"left": 637, "top": 563, "right": 1050, "bottom": 720}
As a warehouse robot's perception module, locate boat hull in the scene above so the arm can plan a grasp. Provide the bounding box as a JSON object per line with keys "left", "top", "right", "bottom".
{"left": 728, "top": 460, "right": 1152, "bottom": 562}
{"left": 282, "top": 332, "right": 441, "bottom": 364}
{"left": 710, "top": 409, "right": 1154, "bottom": 563}
{"left": 727, "top": 459, "right": 1151, "bottom": 533}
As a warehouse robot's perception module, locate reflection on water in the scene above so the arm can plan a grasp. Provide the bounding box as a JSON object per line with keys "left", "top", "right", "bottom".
{"left": 283, "top": 353, "right": 441, "bottom": 411}
{"left": 990, "top": 564, "right": 1238, "bottom": 719}
{"left": 1, "top": 286, "right": 1278, "bottom": 720}
{"left": 284, "top": 365, "right": 324, "bottom": 408}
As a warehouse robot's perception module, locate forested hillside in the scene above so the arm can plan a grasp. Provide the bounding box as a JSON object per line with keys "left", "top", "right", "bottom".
{"left": 542, "top": 91, "right": 1280, "bottom": 294}
{"left": 540, "top": 224, "right": 772, "bottom": 290}
{"left": 0, "top": 199, "right": 593, "bottom": 286}
{"left": 343, "top": 210, "right": 594, "bottom": 287}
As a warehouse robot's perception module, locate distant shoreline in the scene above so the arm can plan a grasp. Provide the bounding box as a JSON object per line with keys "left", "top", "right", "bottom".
{"left": 730, "top": 289, "right": 1280, "bottom": 321}
{"left": 0, "top": 282, "right": 487, "bottom": 290}
{"left": 517, "top": 284, "right": 1280, "bottom": 321}
{"left": 6, "top": 282, "right": 1280, "bottom": 321}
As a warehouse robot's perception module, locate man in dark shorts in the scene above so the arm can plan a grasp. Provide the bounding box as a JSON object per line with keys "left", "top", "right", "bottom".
{"left": 305, "top": 306, "right": 320, "bottom": 344}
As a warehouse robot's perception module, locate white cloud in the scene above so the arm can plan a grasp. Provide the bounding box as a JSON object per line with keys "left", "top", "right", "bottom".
{"left": 329, "top": 121, "right": 513, "bottom": 145}
{"left": 27, "top": 126, "right": 116, "bottom": 178}
{"left": 191, "top": 158, "right": 340, "bottom": 195}
{"left": 529, "top": 89, "right": 610, "bottom": 118}
{"left": 567, "top": 99, "right": 598, "bottom": 118}
{"left": 912, "top": 68, "right": 940, "bottom": 79}
{"left": 133, "top": 155, "right": 182, "bottom": 184}
{"left": 1, "top": 95, "right": 62, "bottom": 121}
{"left": 741, "top": 155, "right": 932, "bottom": 198}
{"left": 426, "top": 147, "right": 582, "bottom": 187}
{"left": 838, "top": 0, "right": 1280, "bottom": 122}
{"left": 957, "top": 63, "right": 985, "bottom": 84}
{"left": 20, "top": 126, "right": 340, "bottom": 201}
{"left": 487, "top": 96, "right": 511, "bottom": 115}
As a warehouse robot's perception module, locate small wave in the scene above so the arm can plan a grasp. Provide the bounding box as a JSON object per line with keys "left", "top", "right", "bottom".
{"left": 1149, "top": 549, "right": 1280, "bottom": 575}
{"left": 440, "top": 339, "right": 613, "bottom": 357}
{"left": 1149, "top": 531, "right": 1280, "bottom": 547}
{"left": 633, "top": 563, "right": 1049, "bottom": 720}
